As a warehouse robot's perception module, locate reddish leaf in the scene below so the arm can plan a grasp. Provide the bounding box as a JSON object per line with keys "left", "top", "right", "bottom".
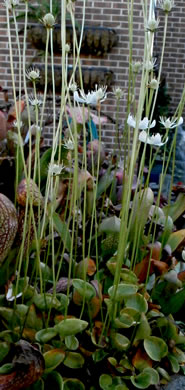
{"left": 0, "top": 340, "right": 44, "bottom": 390}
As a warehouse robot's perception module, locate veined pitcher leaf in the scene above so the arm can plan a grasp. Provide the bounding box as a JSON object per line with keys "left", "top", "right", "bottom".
{"left": 44, "top": 349, "right": 65, "bottom": 373}
{"left": 73, "top": 279, "right": 96, "bottom": 301}
{"left": 110, "top": 332, "right": 130, "bottom": 351}
{"left": 64, "top": 378, "right": 85, "bottom": 390}
{"left": 108, "top": 284, "right": 138, "bottom": 302}
{"left": 130, "top": 372, "right": 152, "bottom": 389}
{"left": 65, "top": 335, "right": 79, "bottom": 350}
{"left": 99, "top": 374, "right": 112, "bottom": 389}
{"left": 54, "top": 318, "right": 88, "bottom": 338}
{"left": 144, "top": 336, "right": 168, "bottom": 361}
{"left": 35, "top": 328, "right": 57, "bottom": 343}
{"left": 99, "top": 216, "right": 121, "bottom": 234}
{"left": 63, "top": 352, "right": 85, "bottom": 369}
{"left": 124, "top": 293, "right": 148, "bottom": 313}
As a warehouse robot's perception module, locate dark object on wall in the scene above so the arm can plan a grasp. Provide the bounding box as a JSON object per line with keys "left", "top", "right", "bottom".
{"left": 27, "top": 25, "right": 117, "bottom": 56}
{"left": 34, "top": 65, "right": 114, "bottom": 92}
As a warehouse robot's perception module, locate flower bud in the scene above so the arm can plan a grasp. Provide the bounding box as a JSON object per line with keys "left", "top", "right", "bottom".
{"left": 42, "top": 13, "right": 55, "bottom": 29}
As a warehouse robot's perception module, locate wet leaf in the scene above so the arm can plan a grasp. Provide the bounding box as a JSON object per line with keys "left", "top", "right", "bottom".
{"left": 75, "top": 258, "right": 96, "bottom": 278}
{"left": 54, "top": 318, "right": 88, "bottom": 338}
{"left": 44, "top": 349, "right": 65, "bottom": 373}
{"left": 72, "top": 279, "right": 96, "bottom": 301}
{"left": 99, "top": 216, "right": 121, "bottom": 234}
{"left": 33, "top": 294, "right": 61, "bottom": 311}
{"left": 131, "top": 372, "right": 152, "bottom": 389}
{"left": 0, "top": 363, "right": 14, "bottom": 374}
{"left": 120, "top": 269, "right": 138, "bottom": 284}
{"left": 144, "top": 336, "right": 168, "bottom": 361}
{"left": 35, "top": 328, "right": 57, "bottom": 344}
{"left": 124, "top": 293, "right": 148, "bottom": 313}
{"left": 63, "top": 378, "right": 85, "bottom": 390}
{"left": 134, "top": 313, "right": 151, "bottom": 342}
{"left": 131, "top": 368, "right": 159, "bottom": 389}
{"left": 108, "top": 284, "right": 138, "bottom": 302}
{"left": 63, "top": 352, "right": 85, "bottom": 369}
{"left": 114, "top": 312, "right": 135, "bottom": 329}
{"left": 99, "top": 374, "right": 112, "bottom": 389}
{"left": 65, "top": 335, "right": 79, "bottom": 350}
{"left": 111, "top": 332, "right": 130, "bottom": 351}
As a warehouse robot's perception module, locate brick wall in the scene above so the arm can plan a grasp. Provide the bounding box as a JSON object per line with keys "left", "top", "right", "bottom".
{"left": 0, "top": 0, "right": 184, "bottom": 152}
{"left": 155, "top": 0, "right": 185, "bottom": 116}
{"left": 0, "top": 0, "right": 145, "bottom": 151}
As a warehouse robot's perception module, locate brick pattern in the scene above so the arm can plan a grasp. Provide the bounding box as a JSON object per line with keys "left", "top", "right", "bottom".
{"left": 155, "top": 1, "right": 185, "bottom": 116}
{"left": 0, "top": 0, "right": 145, "bottom": 151}
{"left": 0, "top": 1, "right": 184, "bottom": 151}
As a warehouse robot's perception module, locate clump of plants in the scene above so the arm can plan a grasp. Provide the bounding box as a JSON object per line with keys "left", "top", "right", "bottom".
{"left": 0, "top": 0, "right": 185, "bottom": 389}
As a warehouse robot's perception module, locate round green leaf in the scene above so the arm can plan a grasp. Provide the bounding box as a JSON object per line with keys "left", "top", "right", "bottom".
{"left": 114, "top": 313, "right": 134, "bottom": 329}
{"left": 99, "top": 374, "right": 112, "bottom": 389}
{"left": 54, "top": 318, "right": 88, "bottom": 338}
{"left": 44, "top": 349, "right": 65, "bottom": 373}
{"left": 35, "top": 328, "right": 57, "bottom": 343}
{"left": 120, "top": 269, "right": 138, "bottom": 284}
{"left": 111, "top": 332, "right": 130, "bottom": 351}
{"left": 64, "top": 378, "right": 85, "bottom": 390}
{"left": 63, "top": 352, "right": 84, "bottom": 369}
{"left": 72, "top": 279, "right": 96, "bottom": 301}
{"left": 65, "top": 335, "right": 79, "bottom": 350}
{"left": 0, "top": 363, "right": 13, "bottom": 374}
{"left": 108, "top": 284, "right": 138, "bottom": 302}
{"left": 33, "top": 294, "right": 61, "bottom": 311}
{"left": 143, "top": 368, "right": 159, "bottom": 385}
{"left": 144, "top": 336, "right": 168, "bottom": 361}
{"left": 130, "top": 372, "right": 152, "bottom": 389}
{"left": 125, "top": 293, "right": 148, "bottom": 313}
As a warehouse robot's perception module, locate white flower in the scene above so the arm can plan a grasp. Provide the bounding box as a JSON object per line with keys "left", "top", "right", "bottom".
{"left": 69, "top": 82, "right": 78, "bottom": 92}
{"left": 149, "top": 78, "right": 158, "bottom": 90}
{"left": 6, "top": 283, "right": 22, "bottom": 302}
{"left": 127, "top": 114, "right": 156, "bottom": 130}
{"left": 29, "top": 94, "right": 43, "bottom": 108}
{"left": 63, "top": 138, "right": 74, "bottom": 150}
{"left": 26, "top": 67, "right": 40, "bottom": 82}
{"left": 4, "top": 0, "right": 19, "bottom": 10}
{"left": 74, "top": 85, "right": 107, "bottom": 106}
{"left": 159, "top": 116, "right": 183, "bottom": 129}
{"left": 112, "top": 87, "right": 125, "bottom": 100}
{"left": 42, "top": 13, "right": 56, "bottom": 28}
{"left": 65, "top": 43, "right": 71, "bottom": 53}
{"left": 139, "top": 130, "right": 168, "bottom": 146}
{"left": 158, "top": 0, "right": 175, "bottom": 13}
{"left": 131, "top": 61, "right": 142, "bottom": 74}
{"left": 146, "top": 18, "right": 160, "bottom": 32}
{"left": 48, "top": 163, "right": 65, "bottom": 176}
{"left": 144, "top": 58, "right": 157, "bottom": 72}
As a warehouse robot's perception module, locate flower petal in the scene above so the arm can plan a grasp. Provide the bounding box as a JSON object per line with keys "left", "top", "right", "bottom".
{"left": 127, "top": 114, "right": 136, "bottom": 128}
